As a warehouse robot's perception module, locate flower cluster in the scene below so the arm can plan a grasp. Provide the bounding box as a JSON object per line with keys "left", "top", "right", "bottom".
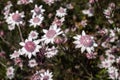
{"left": 98, "top": 27, "right": 120, "bottom": 79}
{"left": 99, "top": 48, "right": 120, "bottom": 79}
{"left": 0, "top": 0, "right": 120, "bottom": 80}
{"left": 104, "top": 3, "right": 116, "bottom": 24}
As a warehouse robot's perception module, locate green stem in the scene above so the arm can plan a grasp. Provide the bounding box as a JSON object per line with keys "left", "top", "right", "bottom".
{"left": 0, "top": 61, "right": 6, "bottom": 68}
{"left": 17, "top": 26, "right": 24, "bottom": 42}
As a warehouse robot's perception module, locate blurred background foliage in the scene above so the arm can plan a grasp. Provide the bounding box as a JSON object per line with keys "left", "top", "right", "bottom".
{"left": 0, "top": 0, "right": 120, "bottom": 80}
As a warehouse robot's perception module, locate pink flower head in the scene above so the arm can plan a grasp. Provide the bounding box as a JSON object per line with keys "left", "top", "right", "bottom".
{"left": 0, "top": 51, "right": 5, "bottom": 57}
{"left": 52, "top": 17, "right": 64, "bottom": 27}
{"left": 6, "top": 11, "right": 24, "bottom": 27}
{"left": 28, "top": 30, "right": 39, "bottom": 40}
{"left": 29, "top": 15, "right": 44, "bottom": 28}
{"left": 86, "top": 52, "right": 97, "bottom": 59}
{"left": 54, "top": 36, "right": 63, "bottom": 44}
{"left": 0, "top": 30, "right": 4, "bottom": 37}
{"left": 17, "top": 0, "right": 33, "bottom": 5}
{"left": 19, "top": 38, "right": 41, "bottom": 59}
{"left": 40, "top": 70, "right": 53, "bottom": 80}
{"left": 89, "top": 0, "right": 98, "bottom": 4}
{"left": 28, "top": 59, "right": 38, "bottom": 68}
{"left": 6, "top": 66, "right": 15, "bottom": 79}
{"left": 56, "top": 7, "right": 67, "bottom": 17}
{"left": 40, "top": 24, "right": 63, "bottom": 44}
{"left": 10, "top": 50, "right": 20, "bottom": 59}
{"left": 73, "top": 31, "right": 97, "bottom": 53}
{"left": 43, "top": 0, "right": 55, "bottom": 6}
{"left": 31, "top": 4, "right": 45, "bottom": 16}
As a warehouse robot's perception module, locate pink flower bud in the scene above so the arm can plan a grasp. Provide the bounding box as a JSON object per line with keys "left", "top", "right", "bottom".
{"left": 0, "top": 51, "right": 5, "bottom": 57}
{"left": 0, "top": 30, "right": 4, "bottom": 37}
{"left": 54, "top": 37, "right": 63, "bottom": 44}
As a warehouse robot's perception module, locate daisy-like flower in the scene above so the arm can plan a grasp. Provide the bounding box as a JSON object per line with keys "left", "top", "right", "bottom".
{"left": 29, "top": 15, "right": 44, "bottom": 28}
{"left": 107, "top": 66, "right": 119, "bottom": 80}
{"left": 89, "top": 0, "right": 98, "bottom": 4}
{"left": 28, "top": 30, "right": 39, "bottom": 40}
{"left": 40, "top": 70, "right": 53, "bottom": 80}
{"left": 80, "top": 20, "right": 87, "bottom": 27}
{"left": 45, "top": 46, "right": 58, "bottom": 58}
{"left": 52, "top": 17, "right": 65, "bottom": 27}
{"left": 101, "top": 59, "right": 112, "bottom": 68}
{"left": 19, "top": 38, "right": 41, "bottom": 59}
{"left": 106, "top": 54, "right": 115, "bottom": 63}
{"left": 6, "top": 11, "right": 24, "bottom": 27}
{"left": 104, "top": 9, "right": 112, "bottom": 19}
{"left": 28, "top": 59, "right": 38, "bottom": 68}
{"left": 40, "top": 24, "right": 63, "bottom": 44}
{"left": 73, "top": 31, "right": 97, "bottom": 53}
{"left": 86, "top": 52, "right": 97, "bottom": 59}
{"left": 56, "top": 7, "right": 67, "bottom": 17}
{"left": 109, "top": 29, "right": 117, "bottom": 42}
{"left": 116, "top": 57, "right": 120, "bottom": 64}
{"left": 31, "top": 4, "right": 45, "bottom": 16}
{"left": 6, "top": 66, "right": 15, "bottom": 79}
{"left": 43, "top": 0, "right": 55, "bottom": 6}
{"left": 10, "top": 50, "right": 20, "bottom": 59}
{"left": 17, "top": 0, "right": 33, "bottom": 5}
{"left": 82, "top": 8, "right": 94, "bottom": 17}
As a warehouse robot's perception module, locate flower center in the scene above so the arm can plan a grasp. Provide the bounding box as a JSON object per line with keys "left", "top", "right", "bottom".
{"left": 80, "top": 35, "right": 93, "bottom": 47}
{"left": 31, "top": 33, "right": 36, "bottom": 37}
{"left": 24, "top": 41, "right": 36, "bottom": 52}
{"left": 46, "top": 30, "right": 56, "bottom": 39}
{"left": 12, "top": 14, "right": 22, "bottom": 22}
{"left": 34, "top": 7, "right": 41, "bottom": 14}
{"left": 33, "top": 17, "right": 40, "bottom": 23}
{"left": 8, "top": 69, "right": 12, "bottom": 73}
{"left": 21, "top": 0, "right": 29, "bottom": 4}
{"left": 30, "top": 61, "right": 36, "bottom": 66}
{"left": 59, "top": 8, "right": 64, "bottom": 13}
{"left": 13, "top": 52, "right": 19, "bottom": 56}
{"left": 43, "top": 75, "right": 49, "bottom": 80}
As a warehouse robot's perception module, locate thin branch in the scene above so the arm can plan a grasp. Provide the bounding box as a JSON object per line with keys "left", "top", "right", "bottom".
{"left": 0, "top": 36, "right": 10, "bottom": 45}
{"left": 0, "top": 36, "right": 17, "bottom": 49}
{"left": 0, "top": 61, "right": 6, "bottom": 68}
{"left": 80, "top": 63, "right": 91, "bottom": 77}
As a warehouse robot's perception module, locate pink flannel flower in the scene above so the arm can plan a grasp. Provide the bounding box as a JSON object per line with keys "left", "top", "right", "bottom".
{"left": 52, "top": 17, "right": 64, "bottom": 27}
{"left": 73, "top": 31, "right": 97, "bottom": 53}
{"left": 17, "top": 0, "right": 33, "bottom": 5}
{"left": 19, "top": 38, "right": 41, "bottom": 59}
{"left": 56, "top": 7, "right": 67, "bottom": 17}
{"left": 28, "top": 30, "right": 39, "bottom": 40}
{"left": 29, "top": 15, "right": 44, "bottom": 28}
{"left": 40, "top": 70, "right": 53, "bottom": 80}
{"left": 28, "top": 59, "right": 38, "bottom": 68}
{"left": 31, "top": 4, "right": 45, "bottom": 16}
{"left": 43, "top": 0, "right": 55, "bottom": 6}
{"left": 6, "top": 11, "right": 24, "bottom": 30}
{"left": 6, "top": 66, "right": 15, "bottom": 79}
{"left": 40, "top": 24, "right": 63, "bottom": 44}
